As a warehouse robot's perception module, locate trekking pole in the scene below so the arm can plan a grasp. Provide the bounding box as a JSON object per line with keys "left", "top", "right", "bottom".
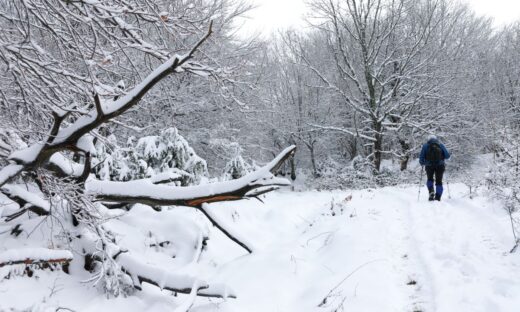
{"left": 446, "top": 173, "right": 452, "bottom": 199}
{"left": 418, "top": 166, "right": 424, "bottom": 201}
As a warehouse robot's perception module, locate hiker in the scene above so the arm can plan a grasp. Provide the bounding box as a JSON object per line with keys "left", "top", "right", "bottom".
{"left": 419, "top": 135, "right": 450, "bottom": 201}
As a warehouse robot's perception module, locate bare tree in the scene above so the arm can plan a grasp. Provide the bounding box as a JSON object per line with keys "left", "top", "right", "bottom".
{"left": 288, "top": 0, "right": 486, "bottom": 171}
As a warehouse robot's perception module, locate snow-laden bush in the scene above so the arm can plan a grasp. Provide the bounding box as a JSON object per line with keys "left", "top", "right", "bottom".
{"left": 486, "top": 156, "right": 520, "bottom": 212}
{"left": 93, "top": 128, "right": 208, "bottom": 186}
{"left": 484, "top": 130, "right": 520, "bottom": 250}
{"left": 487, "top": 156, "right": 520, "bottom": 212}
{"left": 92, "top": 134, "right": 120, "bottom": 181}
{"left": 310, "top": 156, "right": 417, "bottom": 190}
{"left": 485, "top": 131, "right": 520, "bottom": 212}
{"left": 222, "top": 143, "right": 254, "bottom": 180}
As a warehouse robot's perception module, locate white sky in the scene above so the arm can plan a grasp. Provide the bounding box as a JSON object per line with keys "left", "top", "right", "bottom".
{"left": 240, "top": 0, "right": 520, "bottom": 36}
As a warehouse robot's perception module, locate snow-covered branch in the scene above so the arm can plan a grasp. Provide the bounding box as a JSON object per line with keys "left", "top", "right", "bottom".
{"left": 88, "top": 146, "right": 296, "bottom": 208}
{"left": 0, "top": 248, "right": 72, "bottom": 268}
{"left": 117, "top": 253, "right": 235, "bottom": 299}
{"left": 0, "top": 184, "right": 50, "bottom": 221}
{"left": 0, "top": 22, "right": 214, "bottom": 188}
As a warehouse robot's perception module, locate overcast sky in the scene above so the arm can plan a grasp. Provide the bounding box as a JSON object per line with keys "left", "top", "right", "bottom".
{"left": 239, "top": 0, "right": 520, "bottom": 36}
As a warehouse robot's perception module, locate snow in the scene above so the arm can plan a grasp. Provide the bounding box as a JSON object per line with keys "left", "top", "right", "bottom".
{"left": 116, "top": 253, "right": 205, "bottom": 291}
{"left": 7, "top": 143, "right": 43, "bottom": 164}
{"left": 1, "top": 181, "right": 520, "bottom": 311}
{"left": 0, "top": 184, "right": 50, "bottom": 212}
{"left": 107, "top": 203, "right": 205, "bottom": 266}
{"left": 77, "top": 134, "right": 96, "bottom": 154}
{"left": 49, "top": 153, "right": 85, "bottom": 177}
{"left": 201, "top": 185, "right": 520, "bottom": 312}
{"left": 100, "top": 54, "right": 182, "bottom": 116}
{"left": 173, "top": 280, "right": 204, "bottom": 312}
{"left": 150, "top": 172, "right": 183, "bottom": 184}
{"left": 0, "top": 164, "right": 23, "bottom": 187}
{"left": 0, "top": 248, "right": 72, "bottom": 264}
{"left": 0, "top": 140, "right": 10, "bottom": 152}
{"left": 201, "top": 203, "right": 255, "bottom": 252}
{"left": 53, "top": 112, "right": 98, "bottom": 145}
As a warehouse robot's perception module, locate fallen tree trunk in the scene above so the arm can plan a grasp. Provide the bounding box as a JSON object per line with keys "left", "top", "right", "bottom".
{"left": 0, "top": 248, "right": 73, "bottom": 269}
{"left": 88, "top": 146, "right": 296, "bottom": 208}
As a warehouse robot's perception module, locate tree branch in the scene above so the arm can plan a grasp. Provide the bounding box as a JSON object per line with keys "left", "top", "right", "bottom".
{"left": 88, "top": 146, "right": 296, "bottom": 208}
{"left": 117, "top": 253, "right": 235, "bottom": 299}
{"left": 0, "top": 248, "right": 73, "bottom": 268}
{"left": 199, "top": 204, "right": 252, "bottom": 254}
{"left": 0, "top": 184, "right": 50, "bottom": 221}
{"left": 2, "top": 21, "right": 215, "bottom": 186}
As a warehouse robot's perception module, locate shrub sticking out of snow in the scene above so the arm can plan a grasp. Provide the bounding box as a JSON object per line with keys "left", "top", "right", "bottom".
{"left": 93, "top": 128, "right": 208, "bottom": 185}
{"left": 311, "top": 156, "right": 417, "bottom": 190}
{"left": 222, "top": 143, "right": 254, "bottom": 180}
{"left": 484, "top": 131, "right": 520, "bottom": 249}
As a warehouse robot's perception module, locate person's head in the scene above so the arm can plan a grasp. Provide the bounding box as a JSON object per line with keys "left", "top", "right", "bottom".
{"left": 427, "top": 134, "right": 437, "bottom": 142}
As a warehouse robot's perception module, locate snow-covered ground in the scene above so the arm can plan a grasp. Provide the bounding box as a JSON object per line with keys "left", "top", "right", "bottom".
{"left": 1, "top": 183, "right": 520, "bottom": 311}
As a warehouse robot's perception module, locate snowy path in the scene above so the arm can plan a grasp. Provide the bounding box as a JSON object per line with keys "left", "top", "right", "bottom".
{"left": 1, "top": 183, "right": 519, "bottom": 311}
{"left": 403, "top": 190, "right": 520, "bottom": 312}
{"left": 200, "top": 184, "right": 520, "bottom": 312}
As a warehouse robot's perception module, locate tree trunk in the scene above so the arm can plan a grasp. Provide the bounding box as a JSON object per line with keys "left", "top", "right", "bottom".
{"left": 290, "top": 157, "right": 296, "bottom": 181}
{"left": 372, "top": 121, "right": 383, "bottom": 172}
{"left": 309, "top": 144, "right": 319, "bottom": 178}
{"left": 399, "top": 139, "right": 410, "bottom": 171}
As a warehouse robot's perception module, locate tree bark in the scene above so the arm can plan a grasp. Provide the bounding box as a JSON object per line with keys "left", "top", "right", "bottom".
{"left": 372, "top": 121, "right": 383, "bottom": 172}
{"left": 399, "top": 139, "right": 410, "bottom": 171}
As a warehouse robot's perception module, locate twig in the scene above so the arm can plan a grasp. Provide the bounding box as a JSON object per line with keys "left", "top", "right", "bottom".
{"left": 318, "top": 259, "right": 384, "bottom": 307}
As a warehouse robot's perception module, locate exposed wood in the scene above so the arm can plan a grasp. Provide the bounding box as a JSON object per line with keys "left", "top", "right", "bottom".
{"left": 3, "top": 206, "right": 49, "bottom": 222}
{"left": 78, "top": 152, "right": 91, "bottom": 183}
{"left": 0, "top": 257, "right": 72, "bottom": 268}
{"left": 47, "top": 111, "right": 70, "bottom": 145}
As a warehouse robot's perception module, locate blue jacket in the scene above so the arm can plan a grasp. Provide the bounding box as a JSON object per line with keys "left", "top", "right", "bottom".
{"left": 419, "top": 138, "right": 450, "bottom": 166}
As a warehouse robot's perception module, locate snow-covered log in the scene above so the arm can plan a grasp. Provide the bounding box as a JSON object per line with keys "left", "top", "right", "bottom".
{"left": 0, "top": 185, "right": 50, "bottom": 221}
{"left": 0, "top": 248, "right": 72, "bottom": 268}
{"left": 0, "top": 164, "right": 23, "bottom": 188}
{"left": 117, "top": 253, "right": 236, "bottom": 299}
{"left": 46, "top": 153, "right": 87, "bottom": 179}
{"left": 88, "top": 146, "right": 296, "bottom": 208}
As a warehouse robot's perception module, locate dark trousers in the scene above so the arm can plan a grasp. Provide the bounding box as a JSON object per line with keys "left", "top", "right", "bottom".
{"left": 425, "top": 165, "right": 445, "bottom": 195}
